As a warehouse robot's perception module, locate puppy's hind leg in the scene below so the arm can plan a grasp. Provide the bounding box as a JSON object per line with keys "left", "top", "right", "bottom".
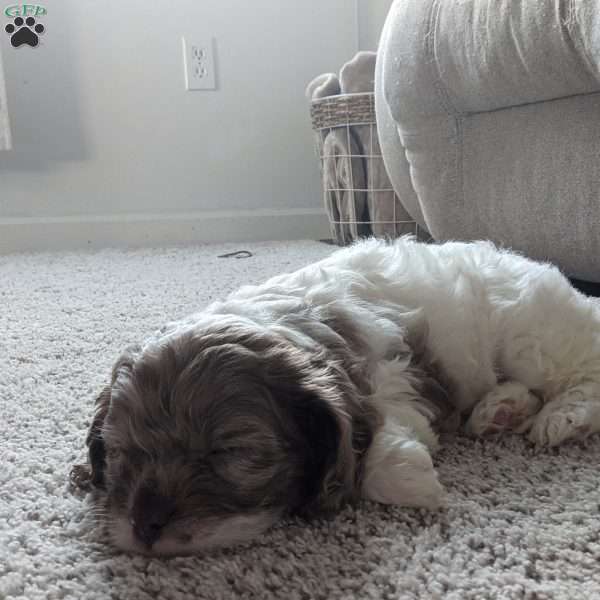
{"left": 494, "top": 269, "right": 600, "bottom": 446}
{"left": 529, "top": 383, "right": 600, "bottom": 447}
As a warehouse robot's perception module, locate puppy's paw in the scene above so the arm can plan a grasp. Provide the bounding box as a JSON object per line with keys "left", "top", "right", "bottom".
{"left": 362, "top": 433, "right": 445, "bottom": 509}
{"left": 466, "top": 381, "right": 542, "bottom": 437}
{"left": 528, "top": 395, "right": 597, "bottom": 447}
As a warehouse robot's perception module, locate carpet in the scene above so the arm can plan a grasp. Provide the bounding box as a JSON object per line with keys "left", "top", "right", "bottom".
{"left": 1, "top": 240, "right": 599, "bottom": 600}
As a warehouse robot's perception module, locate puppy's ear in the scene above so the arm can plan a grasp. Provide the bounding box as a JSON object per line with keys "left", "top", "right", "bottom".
{"left": 85, "top": 385, "right": 112, "bottom": 488}
{"left": 288, "top": 389, "right": 342, "bottom": 512}
{"left": 87, "top": 345, "right": 141, "bottom": 486}
{"left": 70, "top": 384, "right": 112, "bottom": 492}
{"left": 71, "top": 346, "right": 141, "bottom": 492}
{"left": 290, "top": 383, "right": 377, "bottom": 516}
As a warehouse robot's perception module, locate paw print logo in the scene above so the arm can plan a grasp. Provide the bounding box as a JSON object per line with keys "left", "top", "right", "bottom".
{"left": 5, "top": 16, "right": 45, "bottom": 47}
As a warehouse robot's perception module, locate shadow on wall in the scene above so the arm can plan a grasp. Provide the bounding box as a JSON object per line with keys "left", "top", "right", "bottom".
{"left": 0, "top": 2, "right": 88, "bottom": 171}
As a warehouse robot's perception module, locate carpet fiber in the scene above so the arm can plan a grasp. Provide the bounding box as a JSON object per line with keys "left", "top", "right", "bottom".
{"left": 1, "top": 240, "right": 599, "bottom": 600}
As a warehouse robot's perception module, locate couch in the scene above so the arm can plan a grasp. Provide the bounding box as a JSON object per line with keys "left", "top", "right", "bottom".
{"left": 375, "top": 0, "right": 600, "bottom": 282}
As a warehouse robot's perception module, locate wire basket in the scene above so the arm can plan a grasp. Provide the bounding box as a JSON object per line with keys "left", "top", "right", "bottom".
{"left": 310, "top": 92, "right": 422, "bottom": 245}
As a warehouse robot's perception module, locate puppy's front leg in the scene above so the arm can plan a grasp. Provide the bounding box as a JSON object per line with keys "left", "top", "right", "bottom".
{"left": 465, "top": 381, "right": 542, "bottom": 437}
{"left": 362, "top": 419, "right": 445, "bottom": 509}
{"left": 361, "top": 359, "right": 446, "bottom": 509}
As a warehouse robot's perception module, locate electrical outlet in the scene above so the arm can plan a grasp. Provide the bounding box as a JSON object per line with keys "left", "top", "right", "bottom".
{"left": 182, "top": 37, "right": 217, "bottom": 91}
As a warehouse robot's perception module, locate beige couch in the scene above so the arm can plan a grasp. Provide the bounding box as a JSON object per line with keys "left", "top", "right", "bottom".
{"left": 375, "top": 0, "right": 600, "bottom": 282}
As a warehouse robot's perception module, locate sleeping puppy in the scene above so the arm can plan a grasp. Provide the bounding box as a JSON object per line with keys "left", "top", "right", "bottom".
{"left": 71, "top": 237, "right": 600, "bottom": 555}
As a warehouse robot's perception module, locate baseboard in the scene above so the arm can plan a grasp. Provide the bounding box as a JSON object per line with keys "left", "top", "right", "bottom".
{"left": 0, "top": 208, "right": 332, "bottom": 253}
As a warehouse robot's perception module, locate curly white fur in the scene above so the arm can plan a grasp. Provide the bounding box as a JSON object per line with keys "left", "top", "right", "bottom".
{"left": 204, "top": 237, "right": 600, "bottom": 508}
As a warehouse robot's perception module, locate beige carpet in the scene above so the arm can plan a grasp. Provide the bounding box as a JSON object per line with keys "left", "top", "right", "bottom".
{"left": 1, "top": 240, "right": 599, "bottom": 600}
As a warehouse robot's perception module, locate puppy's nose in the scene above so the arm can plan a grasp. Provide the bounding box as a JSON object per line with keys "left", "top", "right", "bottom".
{"left": 130, "top": 491, "right": 175, "bottom": 548}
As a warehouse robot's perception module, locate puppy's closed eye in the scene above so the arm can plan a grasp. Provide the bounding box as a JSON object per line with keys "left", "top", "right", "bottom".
{"left": 209, "top": 444, "right": 281, "bottom": 481}
{"left": 106, "top": 447, "right": 122, "bottom": 460}
{"left": 209, "top": 445, "right": 247, "bottom": 457}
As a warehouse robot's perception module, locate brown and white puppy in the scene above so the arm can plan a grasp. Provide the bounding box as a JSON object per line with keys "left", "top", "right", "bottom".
{"left": 74, "top": 317, "right": 382, "bottom": 555}
{"left": 72, "top": 238, "right": 600, "bottom": 555}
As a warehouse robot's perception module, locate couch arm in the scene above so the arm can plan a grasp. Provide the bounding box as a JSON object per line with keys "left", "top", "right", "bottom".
{"left": 381, "top": 0, "right": 600, "bottom": 129}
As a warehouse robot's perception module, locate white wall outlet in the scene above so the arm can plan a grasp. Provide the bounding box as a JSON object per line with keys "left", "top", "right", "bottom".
{"left": 182, "top": 37, "right": 217, "bottom": 91}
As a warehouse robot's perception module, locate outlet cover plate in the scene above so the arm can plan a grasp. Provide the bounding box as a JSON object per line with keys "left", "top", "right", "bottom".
{"left": 182, "top": 37, "right": 217, "bottom": 91}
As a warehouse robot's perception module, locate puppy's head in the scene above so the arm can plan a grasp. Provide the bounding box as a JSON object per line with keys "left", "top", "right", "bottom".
{"left": 80, "top": 319, "right": 373, "bottom": 555}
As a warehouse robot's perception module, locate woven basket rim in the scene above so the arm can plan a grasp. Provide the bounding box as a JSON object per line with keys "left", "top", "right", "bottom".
{"left": 309, "top": 91, "right": 375, "bottom": 106}
{"left": 310, "top": 92, "right": 376, "bottom": 130}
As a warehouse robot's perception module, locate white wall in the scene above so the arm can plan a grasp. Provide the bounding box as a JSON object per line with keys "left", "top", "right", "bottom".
{"left": 357, "top": 0, "right": 394, "bottom": 50}
{"left": 0, "top": 0, "right": 358, "bottom": 251}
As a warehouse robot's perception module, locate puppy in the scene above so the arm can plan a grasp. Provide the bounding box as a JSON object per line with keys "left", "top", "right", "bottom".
{"left": 71, "top": 238, "right": 600, "bottom": 555}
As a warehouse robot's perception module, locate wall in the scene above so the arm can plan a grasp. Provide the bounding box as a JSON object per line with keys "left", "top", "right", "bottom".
{"left": 357, "top": 0, "right": 394, "bottom": 51}
{"left": 0, "top": 0, "right": 358, "bottom": 251}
